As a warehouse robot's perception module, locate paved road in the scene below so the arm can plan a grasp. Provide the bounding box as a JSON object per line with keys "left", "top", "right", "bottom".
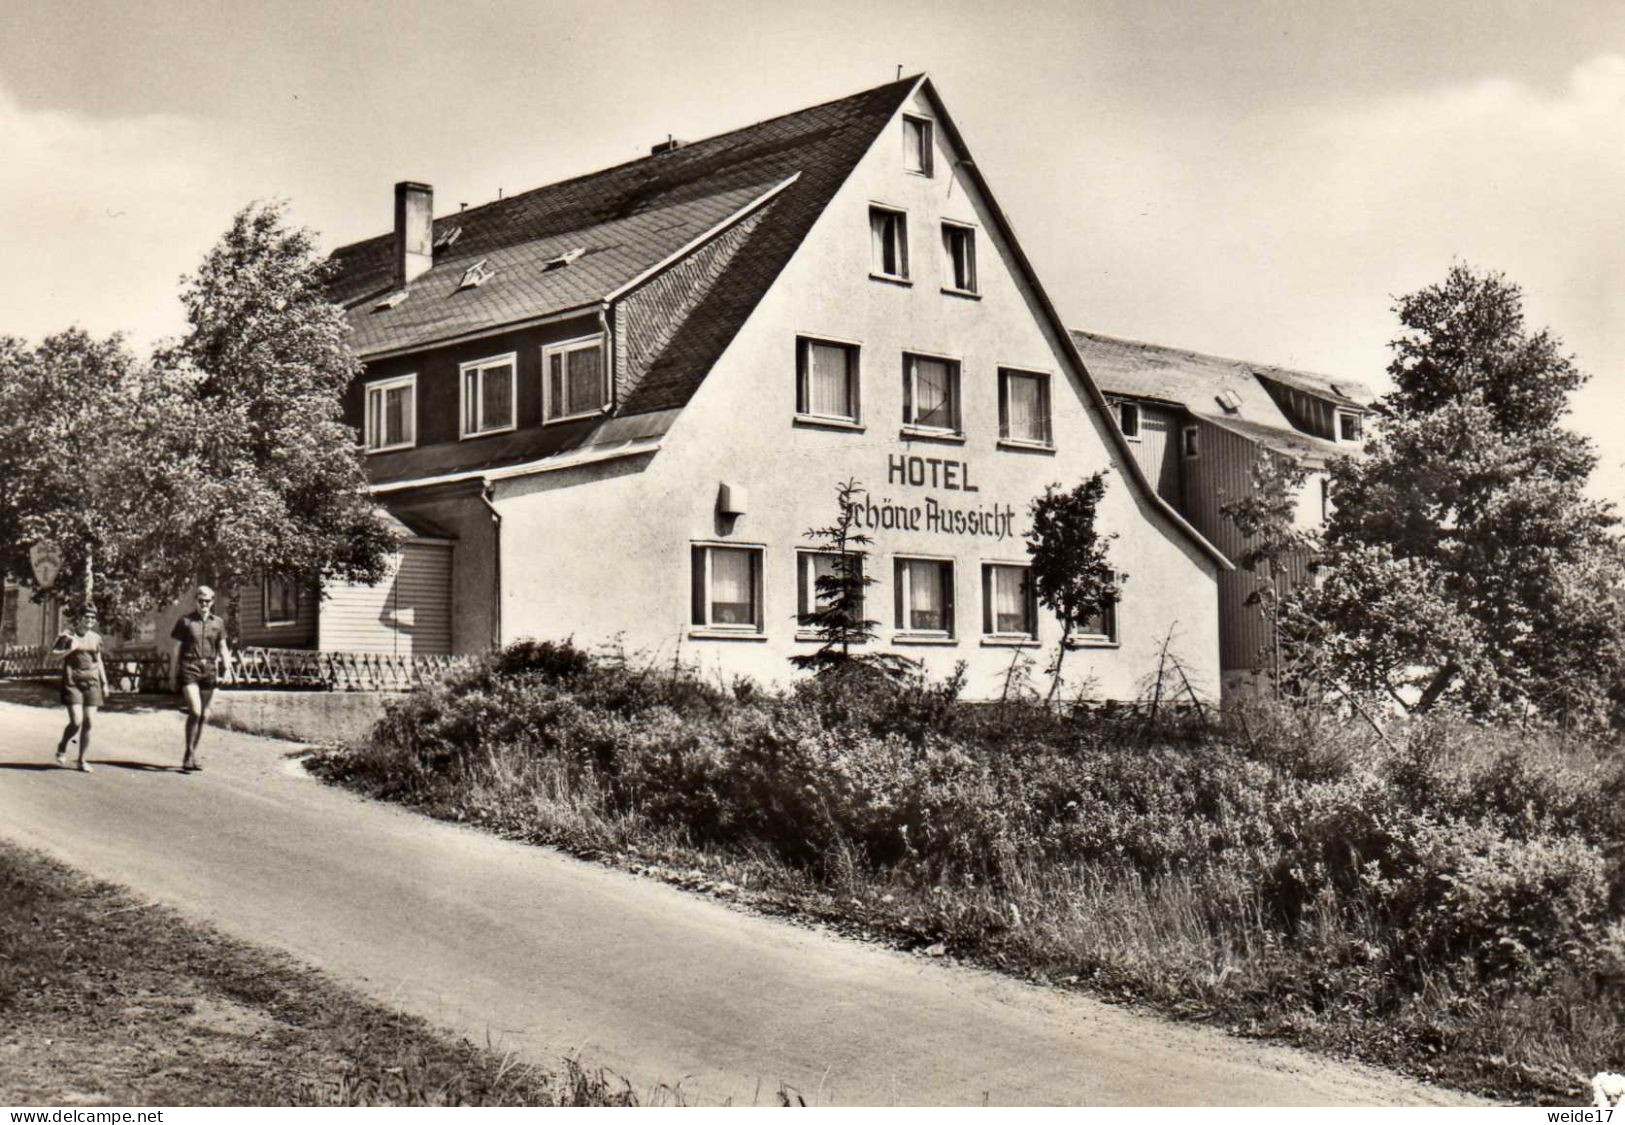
{"left": 0, "top": 694, "right": 1478, "bottom": 1106}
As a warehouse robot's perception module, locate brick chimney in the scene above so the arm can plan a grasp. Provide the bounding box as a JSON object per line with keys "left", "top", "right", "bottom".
{"left": 393, "top": 181, "right": 434, "bottom": 286}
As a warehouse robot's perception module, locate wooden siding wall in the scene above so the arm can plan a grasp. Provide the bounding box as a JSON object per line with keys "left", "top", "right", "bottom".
{"left": 1183, "top": 419, "right": 1275, "bottom": 673}
{"left": 234, "top": 579, "right": 319, "bottom": 649}
{"left": 319, "top": 542, "right": 453, "bottom": 655}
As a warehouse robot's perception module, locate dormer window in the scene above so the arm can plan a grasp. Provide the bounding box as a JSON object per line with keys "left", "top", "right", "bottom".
{"left": 869, "top": 206, "right": 909, "bottom": 282}
{"left": 1338, "top": 410, "right": 1363, "bottom": 442}
{"left": 902, "top": 115, "right": 933, "bottom": 176}
{"left": 1117, "top": 401, "right": 1141, "bottom": 439}
{"left": 544, "top": 334, "right": 609, "bottom": 423}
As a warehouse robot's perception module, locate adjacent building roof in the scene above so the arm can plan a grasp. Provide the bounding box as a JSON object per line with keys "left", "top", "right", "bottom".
{"left": 1070, "top": 329, "right": 1375, "bottom": 464}
{"left": 328, "top": 75, "right": 921, "bottom": 388}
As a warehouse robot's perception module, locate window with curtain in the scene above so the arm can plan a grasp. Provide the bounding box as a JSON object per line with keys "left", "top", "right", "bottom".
{"left": 1079, "top": 599, "right": 1118, "bottom": 642}
{"left": 902, "top": 116, "right": 933, "bottom": 176}
{"left": 460, "top": 355, "right": 516, "bottom": 436}
{"left": 690, "top": 545, "right": 763, "bottom": 631}
{"left": 982, "top": 564, "right": 1035, "bottom": 637}
{"left": 796, "top": 338, "right": 858, "bottom": 422}
{"left": 905, "top": 354, "right": 959, "bottom": 432}
{"left": 999, "top": 369, "right": 1050, "bottom": 445}
{"left": 364, "top": 375, "right": 416, "bottom": 452}
{"left": 263, "top": 575, "right": 299, "bottom": 626}
{"left": 942, "top": 223, "right": 976, "bottom": 293}
{"left": 797, "top": 550, "right": 864, "bottom": 624}
{"left": 869, "top": 207, "right": 909, "bottom": 279}
{"left": 544, "top": 336, "right": 608, "bottom": 422}
{"left": 895, "top": 558, "right": 953, "bottom": 635}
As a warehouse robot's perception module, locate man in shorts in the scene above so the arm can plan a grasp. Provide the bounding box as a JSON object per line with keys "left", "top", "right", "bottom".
{"left": 169, "top": 585, "right": 232, "bottom": 773}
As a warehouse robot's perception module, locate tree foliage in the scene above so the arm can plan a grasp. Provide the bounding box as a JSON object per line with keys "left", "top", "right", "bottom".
{"left": 1025, "top": 472, "right": 1122, "bottom": 702}
{"left": 791, "top": 478, "right": 911, "bottom": 678}
{"left": 1289, "top": 264, "right": 1623, "bottom": 725}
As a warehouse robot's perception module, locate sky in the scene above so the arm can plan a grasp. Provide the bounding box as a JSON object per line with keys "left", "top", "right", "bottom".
{"left": 2, "top": 0, "right": 1622, "bottom": 498}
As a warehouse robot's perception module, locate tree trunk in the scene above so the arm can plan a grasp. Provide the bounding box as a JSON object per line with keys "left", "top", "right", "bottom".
{"left": 1046, "top": 627, "right": 1071, "bottom": 705}
{"left": 1415, "top": 661, "right": 1459, "bottom": 713}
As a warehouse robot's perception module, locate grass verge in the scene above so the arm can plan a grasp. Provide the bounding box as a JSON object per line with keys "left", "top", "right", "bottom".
{"left": 0, "top": 841, "right": 663, "bottom": 1106}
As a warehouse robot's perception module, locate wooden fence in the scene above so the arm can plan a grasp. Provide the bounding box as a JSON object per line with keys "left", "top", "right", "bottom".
{"left": 0, "top": 644, "right": 470, "bottom": 693}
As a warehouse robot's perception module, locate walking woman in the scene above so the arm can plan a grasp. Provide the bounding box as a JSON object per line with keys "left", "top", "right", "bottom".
{"left": 52, "top": 605, "right": 110, "bottom": 773}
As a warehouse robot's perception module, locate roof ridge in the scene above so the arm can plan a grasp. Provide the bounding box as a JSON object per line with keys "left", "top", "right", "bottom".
{"left": 332, "top": 74, "right": 924, "bottom": 258}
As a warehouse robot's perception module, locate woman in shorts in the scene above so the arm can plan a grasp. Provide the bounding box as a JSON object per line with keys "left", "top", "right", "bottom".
{"left": 52, "top": 606, "right": 110, "bottom": 773}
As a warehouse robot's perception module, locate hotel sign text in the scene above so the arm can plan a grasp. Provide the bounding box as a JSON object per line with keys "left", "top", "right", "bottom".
{"left": 844, "top": 455, "right": 1019, "bottom": 542}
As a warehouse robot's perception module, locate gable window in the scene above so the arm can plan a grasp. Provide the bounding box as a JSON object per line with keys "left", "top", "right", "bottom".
{"left": 691, "top": 544, "right": 764, "bottom": 632}
{"left": 795, "top": 337, "right": 860, "bottom": 424}
{"left": 902, "top": 115, "right": 933, "bottom": 176}
{"left": 869, "top": 206, "right": 909, "bottom": 281}
{"left": 460, "top": 354, "right": 517, "bottom": 438}
{"left": 797, "top": 550, "right": 864, "bottom": 632}
{"left": 1338, "top": 410, "right": 1363, "bottom": 443}
{"left": 364, "top": 374, "right": 417, "bottom": 453}
{"left": 543, "top": 335, "right": 608, "bottom": 423}
{"left": 1117, "top": 401, "right": 1141, "bottom": 439}
{"left": 263, "top": 575, "right": 298, "bottom": 627}
{"left": 942, "top": 223, "right": 977, "bottom": 294}
{"left": 903, "top": 353, "right": 961, "bottom": 433}
{"left": 1182, "top": 425, "right": 1199, "bottom": 458}
{"left": 982, "top": 563, "right": 1037, "bottom": 638}
{"left": 999, "top": 369, "right": 1052, "bottom": 446}
{"left": 895, "top": 557, "right": 955, "bottom": 637}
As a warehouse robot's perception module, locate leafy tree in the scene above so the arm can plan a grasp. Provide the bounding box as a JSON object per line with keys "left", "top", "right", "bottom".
{"left": 791, "top": 478, "right": 910, "bottom": 678}
{"left": 1220, "top": 451, "right": 1313, "bottom": 694}
{"left": 1025, "top": 472, "right": 1123, "bottom": 703}
{"left": 0, "top": 330, "right": 196, "bottom": 628}
{"left": 1297, "top": 264, "right": 1622, "bottom": 724}
{"left": 155, "top": 200, "right": 397, "bottom": 608}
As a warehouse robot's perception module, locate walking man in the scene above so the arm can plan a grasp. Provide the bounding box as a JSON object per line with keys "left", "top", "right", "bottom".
{"left": 169, "top": 585, "right": 231, "bottom": 773}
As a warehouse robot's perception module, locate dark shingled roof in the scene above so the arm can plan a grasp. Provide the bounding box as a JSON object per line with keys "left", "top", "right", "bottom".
{"left": 328, "top": 77, "right": 922, "bottom": 417}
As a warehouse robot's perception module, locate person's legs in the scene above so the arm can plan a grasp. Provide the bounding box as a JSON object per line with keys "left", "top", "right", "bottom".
{"left": 188, "top": 683, "right": 216, "bottom": 766}
{"left": 76, "top": 705, "right": 95, "bottom": 771}
{"left": 56, "top": 703, "right": 81, "bottom": 765}
{"left": 181, "top": 682, "right": 203, "bottom": 770}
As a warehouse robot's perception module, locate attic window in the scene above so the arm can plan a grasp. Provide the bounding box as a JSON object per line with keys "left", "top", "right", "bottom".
{"left": 375, "top": 290, "right": 409, "bottom": 311}
{"left": 544, "top": 247, "right": 585, "bottom": 270}
{"left": 434, "top": 226, "right": 463, "bottom": 250}
{"left": 1216, "top": 389, "right": 1243, "bottom": 414}
{"left": 902, "top": 115, "right": 934, "bottom": 177}
{"left": 1117, "top": 401, "right": 1141, "bottom": 439}
{"left": 459, "top": 259, "right": 495, "bottom": 289}
{"left": 1338, "top": 410, "right": 1364, "bottom": 442}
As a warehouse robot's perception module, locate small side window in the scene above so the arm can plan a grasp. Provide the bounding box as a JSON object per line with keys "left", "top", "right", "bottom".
{"left": 1182, "top": 425, "right": 1199, "bottom": 458}
{"left": 1338, "top": 411, "right": 1363, "bottom": 442}
{"left": 1118, "top": 401, "right": 1141, "bottom": 440}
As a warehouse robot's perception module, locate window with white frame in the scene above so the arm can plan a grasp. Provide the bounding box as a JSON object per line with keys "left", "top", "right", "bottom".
{"left": 364, "top": 374, "right": 417, "bottom": 453}
{"left": 1338, "top": 410, "right": 1363, "bottom": 443}
{"left": 795, "top": 337, "right": 860, "bottom": 423}
{"left": 544, "top": 335, "right": 608, "bottom": 422}
{"left": 903, "top": 353, "right": 960, "bottom": 433}
{"left": 1182, "top": 425, "right": 1199, "bottom": 458}
{"left": 797, "top": 549, "right": 864, "bottom": 627}
{"left": 460, "top": 354, "right": 516, "bottom": 438}
{"left": 999, "top": 369, "right": 1052, "bottom": 445}
{"left": 263, "top": 575, "right": 298, "bottom": 626}
{"left": 982, "top": 563, "right": 1037, "bottom": 638}
{"left": 1117, "top": 401, "right": 1141, "bottom": 439}
{"left": 894, "top": 557, "right": 955, "bottom": 636}
{"left": 942, "top": 223, "right": 977, "bottom": 294}
{"left": 902, "top": 115, "right": 933, "bottom": 176}
{"left": 1078, "top": 598, "right": 1118, "bottom": 644}
{"left": 691, "top": 544, "right": 764, "bottom": 631}
{"left": 869, "top": 206, "right": 909, "bottom": 280}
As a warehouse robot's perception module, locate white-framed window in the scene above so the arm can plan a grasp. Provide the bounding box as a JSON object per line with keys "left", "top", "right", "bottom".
{"left": 942, "top": 222, "right": 977, "bottom": 294}
{"left": 1182, "top": 425, "right": 1200, "bottom": 458}
{"left": 903, "top": 353, "right": 961, "bottom": 433}
{"left": 894, "top": 557, "right": 955, "bottom": 636}
{"left": 1077, "top": 598, "right": 1118, "bottom": 645}
{"left": 981, "top": 563, "right": 1037, "bottom": 639}
{"left": 999, "top": 369, "right": 1052, "bottom": 446}
{"left": 1338, "top": 410, "right": 1363, "bottom": 443}
{"left": 364, "top": 374, "right": 417, "bottom": 453}
{"left": 869, "top": 206, "right": 909, "bottom": 281}
{"left": 902, "top": 115, "right": 934, "bottom": 176}
{"left": 1117, "top": 401, "right": 1141, "bottom": 440}
{"left": 690, "top": 544, "right": 765, "bottom": 632}
{"left": 797, "top": 549, "right": 864, "bottom": 628}
{"left": 263, "top": 575, "right": 298, "bottom": 627}
{"left": 459, "top": 353, "right": 517, "bottom": 438}
{"left": 543, "top": 334, "right": 609, "bottom": 423}
{"left": 795, "top": 337, "right": 860, "bottom": 424}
